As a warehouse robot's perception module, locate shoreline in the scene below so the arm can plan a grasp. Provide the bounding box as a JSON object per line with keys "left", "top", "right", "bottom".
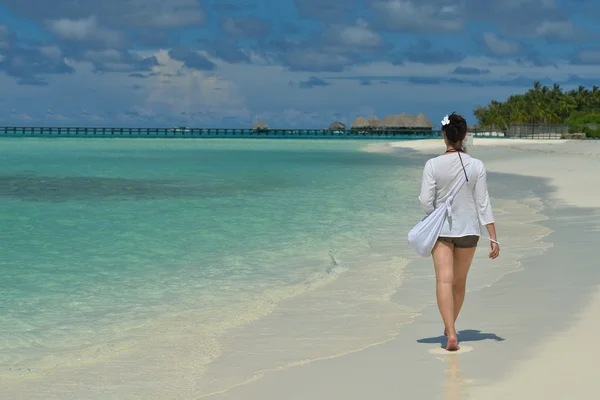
{"left": 0, "top": 141, "right": 425, "bottom": 398}
{"left": 202, "top": 139, "right": 600, "bottom": 399}
{"left": 3, "top": 139, "right": 599, "bottom": 398}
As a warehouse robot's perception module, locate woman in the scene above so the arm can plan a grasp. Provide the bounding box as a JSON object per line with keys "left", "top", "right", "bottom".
{"left": 418, "top": 112, "right": 499, "bottom": 351}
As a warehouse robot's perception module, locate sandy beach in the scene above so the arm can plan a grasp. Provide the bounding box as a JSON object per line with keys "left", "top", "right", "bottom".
{"left": 3, "top": 138, "right": 600, "bottom": 399}
{"left": 205, "top": 138, "right": 600, "bottom": 400}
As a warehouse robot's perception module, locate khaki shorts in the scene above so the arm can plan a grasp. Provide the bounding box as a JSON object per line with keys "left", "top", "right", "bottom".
{"left": 438, "top": 235, "right": 479, "bottom": 248}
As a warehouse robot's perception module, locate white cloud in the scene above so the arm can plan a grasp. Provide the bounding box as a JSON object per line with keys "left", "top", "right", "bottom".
{"left": 48, "top": 16, "right": 124, "bottom": 47}
{"left": 482, "top": 32, "right": 520, "bottom": 56}
{"left": 2, "top": 0, "right": 205, "bottom": 29}
{"left": 370, "top": 0, "right": 465, "bottom": 33}
{"left": 141, "top": 50, "right": 248, "bottom": 119}
{"left": 534, "top": 20, "right": 578, "bottom": 40}
{"left": 574, "top": 50, "right": 600, "bottom": 64}
{"left": 335, "top": 18, "right": 383, "bottom": 48}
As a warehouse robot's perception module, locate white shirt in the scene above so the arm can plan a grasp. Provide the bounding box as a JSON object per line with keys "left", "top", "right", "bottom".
{"left": 418, "top": 152, "right": 494, "bottom": 237}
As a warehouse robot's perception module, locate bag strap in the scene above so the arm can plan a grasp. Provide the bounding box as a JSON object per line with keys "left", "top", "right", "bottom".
{"left": 446, "top": 160, "right": 473, "bottom": 205}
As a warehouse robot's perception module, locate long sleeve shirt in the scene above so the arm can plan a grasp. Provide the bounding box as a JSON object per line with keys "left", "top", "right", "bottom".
{"left": 418, "top": 153, "right": 494, "bottom": 237}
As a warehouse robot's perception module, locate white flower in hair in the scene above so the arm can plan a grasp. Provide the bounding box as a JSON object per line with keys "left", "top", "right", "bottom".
{"left": 441, "top": 115, "right": 450, "bottom": 126}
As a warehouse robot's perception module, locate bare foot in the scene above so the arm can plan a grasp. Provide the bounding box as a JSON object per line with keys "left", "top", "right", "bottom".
{"left": 446, "top": 335, "right": 459, "bottom": 351}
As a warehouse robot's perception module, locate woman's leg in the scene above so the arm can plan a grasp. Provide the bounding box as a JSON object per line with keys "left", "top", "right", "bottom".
{"left": 432, "top": 240, "right": 459, "bottom": 350}
{"left": 452, "top": 246, "right": 476, "bottom": 324}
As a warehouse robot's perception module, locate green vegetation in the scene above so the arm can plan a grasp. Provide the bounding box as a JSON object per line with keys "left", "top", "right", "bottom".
{"left": 473, "top": 81, "right": 600, "bottom": 137}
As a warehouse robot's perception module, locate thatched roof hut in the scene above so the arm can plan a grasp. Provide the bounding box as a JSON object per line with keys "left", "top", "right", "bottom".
{"left": 328, "top": 121, "right": 346, "bottom": 131}
{"left": 414, "top": 113, "right": 433, "bottom": 128}
{"left": 351, "top": 116, "right": 370, "bottom": 129}
{"left": 252, "top": 121, "right": 269, "bottom": 131}
{"left": 378, "top": 114, "right": 404, "bottom": 128}
{"left": 353, "top": 113, "right": 433, "bottom": 130}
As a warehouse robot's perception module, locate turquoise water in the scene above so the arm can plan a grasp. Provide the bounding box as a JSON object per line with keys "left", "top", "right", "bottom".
{"left": 0, "top": 138, "right": 422, "bottom": 376}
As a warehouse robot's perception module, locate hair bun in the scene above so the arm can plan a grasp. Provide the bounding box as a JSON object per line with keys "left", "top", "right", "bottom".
{"left": 443, "top": 112, "right": 468, "bottom": 149}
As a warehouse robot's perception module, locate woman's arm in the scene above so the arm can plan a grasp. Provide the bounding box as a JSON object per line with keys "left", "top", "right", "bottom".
{"left": 418, "top": 160, "right": 436, "bottom": 215}
{"left": 474, "top": 162, "right": 499, "bottom": 258}
{"left": 473, "top": 162, "right": 494, "bottom": 226}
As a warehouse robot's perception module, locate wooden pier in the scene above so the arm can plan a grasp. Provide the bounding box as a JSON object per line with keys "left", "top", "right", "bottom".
{"left": 0, "top": 126, "right": 442, "bottom": 140}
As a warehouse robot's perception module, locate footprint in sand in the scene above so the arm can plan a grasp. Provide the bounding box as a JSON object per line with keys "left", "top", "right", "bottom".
{"left": 428, "top": 345, "right": 473, "bottom": 355}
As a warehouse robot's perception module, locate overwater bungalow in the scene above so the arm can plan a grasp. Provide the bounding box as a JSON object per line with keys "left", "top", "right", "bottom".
{"left": 252, "top": 121, "right": 269, "bottom": 132}
{"left": 375, "top": 113, "right": 434, "bottom": 131}
{"left": 413, "top": 113, "right": 434, "bottom": 129}
{"left": 328, "top": 121, "right": 346, "bottom": 132}
{"left": 367, "top": 116, "right": 380, "bottom": 128}
{"left": 351, "top": 116, "right": 381, "bottom": 131}
{"left": 351, "top": 116, "right": 370, "bottom": 131}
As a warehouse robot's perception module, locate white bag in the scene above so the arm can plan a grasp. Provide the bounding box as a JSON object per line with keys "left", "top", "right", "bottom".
{"left": 408, "top": 163, "right": 472, "bottom": 257}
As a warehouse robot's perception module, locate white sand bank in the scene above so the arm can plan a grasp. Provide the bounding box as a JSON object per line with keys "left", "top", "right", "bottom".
{"left": 368, "top": 138, "right": 600, "bottom": 208}
{"left": 205, "top": 139, "right": 600, "bottom": 400}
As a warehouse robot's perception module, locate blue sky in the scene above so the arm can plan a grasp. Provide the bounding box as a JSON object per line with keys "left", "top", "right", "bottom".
{"left": 0, "top": 0, "right": 599, "bottom": 128}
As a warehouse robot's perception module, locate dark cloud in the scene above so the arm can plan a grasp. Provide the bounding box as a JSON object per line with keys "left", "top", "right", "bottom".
{"left": 368, "top": 0, "right": 465, "bottom": 33}
{"left": 293, "top": 0, "right": 360, "bottom": 22}
{"left": 299, "top": 76, "right": 330, "bottom": 88}
{"left": 0, "top": 25, "right": 17, "bottom": 49}
{"left": 408, "top": 76, "right": 441, "bottom": 85}
{"left": 367, "top": 0, "right": 590, "bottom": 42}
{"left": 521, "top": 50, "right": 556, "bottom": 67}
{"left": 270, "top": 38, "right": 357, "bottom": 72}
{"left": 402, "top": 39, "right": 465, "bottom": 65}
{"left": 128, "top": 72, "right": 160, "bottom": 78}
{"left": 75, "top": 49, "right": 159, "bottom": 73}
{"left": 452, "top": 66, "right": 490, "bottom": 75}
{"left": 131, "top": 30, "right": 170, "bottom": 48}
{"left": 564, "top": 74, "right": 600, "bottom": 87}
{"left": 199, "top": 39, "right": 252, "bottom": 64}
{"left": 569, "top": 49, "right": 600, "bottom": 65}
{"left": 221, "top": 17, "right": 272, "bottom": 38}
{"left": 0, "top": 26, "right": 74, "bottom": 85}
{"left": 168, "top": 48, "right": 216, "bottom": 70}
{"left": 268, "top": 19, "right": 385, "bottom": 72}
{"left": 211, "top": 1, "right": 258, "bottom": 11}
{"left": 1, "top": 0, "right": 205, "bottom": 29}
{"left": 17, "top": 77, "right": 50, "bottom": 86}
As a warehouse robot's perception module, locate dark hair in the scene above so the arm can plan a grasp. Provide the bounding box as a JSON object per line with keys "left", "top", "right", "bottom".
{"left": 442, "top": 112, "right": 468, "bottom": 152}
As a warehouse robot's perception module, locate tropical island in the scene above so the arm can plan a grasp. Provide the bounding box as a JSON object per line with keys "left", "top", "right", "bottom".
{"left": 473, "top": 81, "right": 600, "bottom": 137}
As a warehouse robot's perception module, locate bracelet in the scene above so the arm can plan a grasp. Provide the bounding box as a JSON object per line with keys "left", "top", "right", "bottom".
{"left": 489, "top": 238, "right": 499, "bottom": 245}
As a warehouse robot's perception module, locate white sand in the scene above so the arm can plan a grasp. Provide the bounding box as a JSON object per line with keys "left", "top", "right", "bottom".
{"left": 469, "top": 288, "right": 600, "bottom": 399}
{"left": 5, "top": 138, "right": 600, "bottom": 399}
{"left": 368, "top": 138, "right": 600, "bottom": 208}
{"left": 381, "top": 138, "right": 600, "bottom": 398}
{"left": 204, "top": 138, "right": 600, "bottom": 400}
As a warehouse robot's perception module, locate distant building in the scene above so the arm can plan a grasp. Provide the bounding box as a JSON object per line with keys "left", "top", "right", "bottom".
{"left": 252, "top": 121, "right": 269, "bottom": 131}
{"left": 351, "top": 113, "right": 433, "bottom": 131}
{"left": 413, "top": 113, "right": 433, "bottom": 129}
{"left": 367, "top": 116, "right": 380, "bottom": 127}
{"left": 328, "top": 121, "right": 346, "bottom": 131}
{"left": 351, "top": 116, "right": 371, "bottom": 130}
{"left": 373, "top": 113, "right": 433, "bottom": 130}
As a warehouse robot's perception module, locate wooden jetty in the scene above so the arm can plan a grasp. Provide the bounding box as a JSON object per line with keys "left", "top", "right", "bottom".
{"left": 0, "top": 126, "right": 443, "bottom": 140}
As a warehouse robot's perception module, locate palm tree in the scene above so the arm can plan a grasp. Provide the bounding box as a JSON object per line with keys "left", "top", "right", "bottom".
{"left": 473, "top": 80, "right": 600, "bottom": 137}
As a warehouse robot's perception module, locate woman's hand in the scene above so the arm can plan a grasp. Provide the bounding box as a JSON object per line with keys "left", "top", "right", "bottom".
{"left": 489, "top": 241, "right": 500, "bottom": 259}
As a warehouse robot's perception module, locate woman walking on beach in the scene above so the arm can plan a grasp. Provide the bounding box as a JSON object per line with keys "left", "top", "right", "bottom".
{"left": 418, "top": 112, "right": 499, "bottom": 351}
